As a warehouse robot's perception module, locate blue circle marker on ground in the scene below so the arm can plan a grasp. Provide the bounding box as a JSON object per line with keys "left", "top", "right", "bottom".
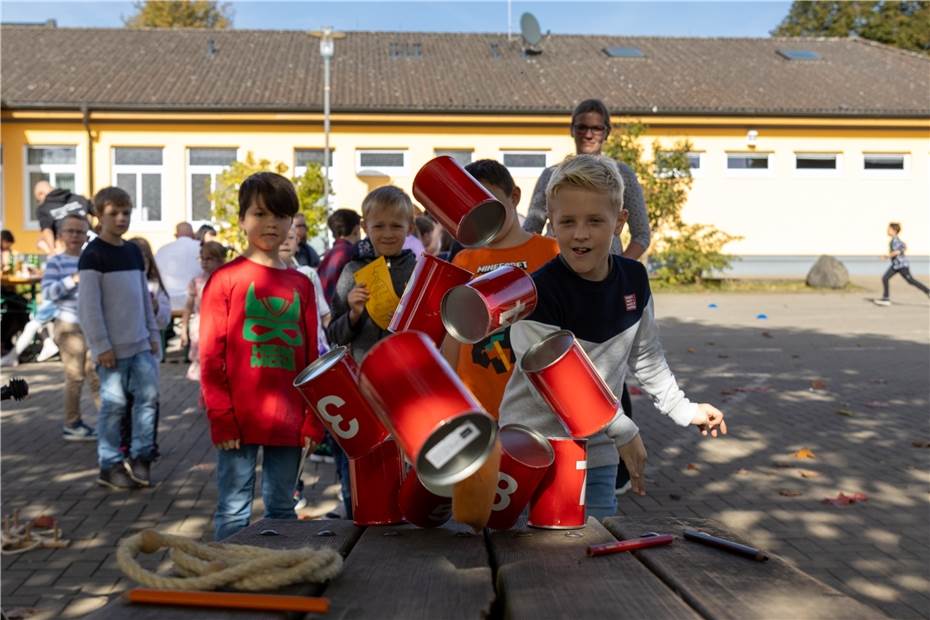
{"left": 756, "top": 313, "right": 768, "bottom": 319}
{"left": 708, "top": 303, "right": 718, "bottom": 309}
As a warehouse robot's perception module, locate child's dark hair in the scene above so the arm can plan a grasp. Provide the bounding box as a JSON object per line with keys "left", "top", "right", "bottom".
{"left": 571, "top": 98, "right": 612, "bottom": 135}
{"left": 465, "top": 159, "right": 515, "bottom": 197}
{"left": 238, "top": 172, "right": 299, "bottom": 220}
{"left": 200, "top": 240, "right": 229, "bottom": 263}
{"left": 195, "top": 224, "right": 217, "bottom": 241}
{"left": 1, "top": 230, "right": 15, "bottom": 245}
{"left": 415, "top": 216, "right": 435, "bottom": 240}
{"left": 93, "top": 186, "right": 132, "bottom": 213}
{"left": 328, "top": 208, "right": 361, "bottom": 238}
{"left": 889, "top": 222, "right": 901, "bottom": 233}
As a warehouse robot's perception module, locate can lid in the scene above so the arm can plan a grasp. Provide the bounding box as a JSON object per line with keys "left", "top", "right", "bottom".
{"left": 519, "top": 330, "right": 576, "bottom": 374}
{"left": 293, "top": 346, "right": 349, "bottom": 387}
{"left": 441, "top": 285, "right": 491, "bottom": 344}
{"left": 500, "top": 424, "right": 555, "bottom": 468}
{"left": 416, "top": 412, "right": 498, "bottom": 488}
{"left": 457, "top": 199, "right": 507, "bottom": 248}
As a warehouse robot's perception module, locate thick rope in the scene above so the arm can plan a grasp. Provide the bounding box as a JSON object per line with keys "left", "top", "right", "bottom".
{"left": 117, "top": 529, "right": 343, "bottom": 591}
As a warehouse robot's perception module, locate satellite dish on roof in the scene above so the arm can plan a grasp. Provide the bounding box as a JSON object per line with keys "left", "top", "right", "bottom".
{"left": 520, "top": 12, "right": 542, "bottom": 46}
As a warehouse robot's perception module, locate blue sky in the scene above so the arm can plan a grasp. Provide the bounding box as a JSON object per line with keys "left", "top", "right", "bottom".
{"left": 1, "top": 1, "right": 792, "bottom": 37}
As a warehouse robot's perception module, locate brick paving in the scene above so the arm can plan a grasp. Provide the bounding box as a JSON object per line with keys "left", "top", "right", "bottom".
{"left": 1, "top": 278, "right": 928, "bottom": 618}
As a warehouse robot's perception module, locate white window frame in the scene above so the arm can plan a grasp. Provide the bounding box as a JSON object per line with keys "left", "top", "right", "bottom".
{"left": 500, "top": 150, "right": 549, "bottom": 176}
{"left": 725, "top": 151, "right": 773, "bottom": 177}
{"left": 356, "top": 149, "right": 407, "bottom": 177}
{"left": 794, "top": 152, "right": 842, "bottom": 177}
{"left": 22, "top": 145, "right": 81, "bottom": 230}
{"left": 187, "top": 147, "right": 239, "bottom": 225}
{"left": 433, "top": 149, "right": 474, "bottom": 167}
{"left": 111, "top": 146, "right": 166, "bottom": 229}
{"left": 862, "top": 153, "right": 909, "bottom": 177}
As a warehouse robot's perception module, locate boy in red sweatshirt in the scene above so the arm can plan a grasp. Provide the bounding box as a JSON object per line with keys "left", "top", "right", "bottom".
{"left": 200, "top": 172, "right": 324, "bottom": 540}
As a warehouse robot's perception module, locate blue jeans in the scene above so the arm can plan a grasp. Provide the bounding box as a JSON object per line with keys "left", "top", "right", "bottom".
{"left": 215, "top": 445, "right": 301, "bottom": 541}
{"left": 329, "top": 438, "right": 352, "bottom": 519}
{"left": 586, "top": 465, "right": 619, "bottom": 520}
{"left": 96, "top": 351, "right": 159, "bottom": 469}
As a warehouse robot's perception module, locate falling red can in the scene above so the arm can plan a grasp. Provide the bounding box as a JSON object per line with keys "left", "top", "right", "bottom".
{"left": 413, "top": 155, "right": 507, "bottom": 248}
{"left": 389, "top": 254, "right": 473, "bottom": 347}
{"left": 358, "top": 331, "right": 498, "bottom": 489}
{"left": 520, "top": 330, "right": 621, "bottom": 438}
{"left": 528, "top": 438, "right": 588, "bottom": 530}
{"left": 293, "top": 347, "right": 390, "bottom": 460}
{"left": 397, "top": 469, "right": 453, "bottom": 528}
{"left": 348, "top": 438, "right": 405, "bottom": 526}
{"left": 487, "top": 425, "right": 555, "bottom": 531}
{"left": 441, "top": 265, "right": 538, "bottom": 344}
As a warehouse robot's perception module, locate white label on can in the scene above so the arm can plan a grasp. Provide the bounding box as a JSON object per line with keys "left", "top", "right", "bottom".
{"left": 492, "top": 472, "right": 519, "bottom": 512}
{"left": 317, "top": 395, "right": 360, "bottom": 440}
{"left": 424, "top": 421, "right": 481, "bottom": 470}
{"left": 577, "top": 459, "right": 587, "bottom": 506}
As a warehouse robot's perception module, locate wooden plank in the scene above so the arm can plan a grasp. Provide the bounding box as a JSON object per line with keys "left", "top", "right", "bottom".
{"left": 316, "top": 522, "right": 495, "bottom": 619}
{"left": 488, "top": 517, "right": 700, "bottom": 620}
{"left": 603, "top": 516, "right": 884, "bottom": 620}
{"left": 87, "top": 519, "right": 360, "bottom": 620}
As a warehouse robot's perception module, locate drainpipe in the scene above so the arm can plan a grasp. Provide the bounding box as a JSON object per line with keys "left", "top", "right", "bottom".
{"left": 81, "top": 105, "right": 94, "bottom": 197}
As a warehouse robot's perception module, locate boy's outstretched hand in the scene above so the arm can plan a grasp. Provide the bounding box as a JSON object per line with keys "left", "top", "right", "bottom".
{"left": 617, "top": 434, "right": 647, "bottom": 496}
{"left": 691, "top": 404, "right": 727, "bottom": 438}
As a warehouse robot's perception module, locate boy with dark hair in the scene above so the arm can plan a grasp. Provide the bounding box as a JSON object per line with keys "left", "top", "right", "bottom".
{"left": 441, "top": 159, "right": 559, "bottom": 418}
{"left": 318, "top": 208, "right": 361, "bottom": 303}
{"left": 79, "top": 187, "right": 161, "bottom": 490}
{"left": 200, "top": 171, "right": 324, "bottom": 540}
{"left": 874, "top": 222, "right": 929, "bottom": 306}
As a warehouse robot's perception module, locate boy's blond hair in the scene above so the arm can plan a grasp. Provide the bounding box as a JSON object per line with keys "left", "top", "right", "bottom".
{"left": 361, "top": 185, "right": 414, "bottom": 220}
{"left": 546, "top": 154, "right": 625, "bottom": 214}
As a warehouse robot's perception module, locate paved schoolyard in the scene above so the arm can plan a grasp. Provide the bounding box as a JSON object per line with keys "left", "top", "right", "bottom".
{"left": 1, "top": 279, "right": 928, "bottom": 618}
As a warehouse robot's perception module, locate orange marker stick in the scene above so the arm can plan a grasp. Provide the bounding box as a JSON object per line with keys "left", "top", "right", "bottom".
{"left": 126, "top": 589, "right": 331, "bottom": 614}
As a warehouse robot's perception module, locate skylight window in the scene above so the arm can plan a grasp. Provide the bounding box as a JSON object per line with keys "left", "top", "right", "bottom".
{"left": 389, "top": 42, "right": 422, "bottom": 58}
{"left": 603, "top": 47, "right": 644, "bottom": 58}
{"left": 777, "top": 49, "right": 820, "bottom": 61}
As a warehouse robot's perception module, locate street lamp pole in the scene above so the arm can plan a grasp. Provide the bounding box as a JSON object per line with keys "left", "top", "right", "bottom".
{"left": 309, "top": 27, "right": 345, "bottom": 247}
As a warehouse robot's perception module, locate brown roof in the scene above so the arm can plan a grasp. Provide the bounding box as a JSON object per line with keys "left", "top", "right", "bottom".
{"left": 2, "top": 26, "right": 928, "bottom": 117}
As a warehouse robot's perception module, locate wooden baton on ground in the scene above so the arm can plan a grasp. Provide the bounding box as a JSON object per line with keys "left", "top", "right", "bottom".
{"left": 683, "top": 529, "right": 769, "bottom": 562}
{"left": 126, "top": 589, "right": 331, "bottom": 613}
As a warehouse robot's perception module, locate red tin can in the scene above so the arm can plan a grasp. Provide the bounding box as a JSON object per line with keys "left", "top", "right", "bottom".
{"left": 528, "top": 438, "right": 588, "bottom": 530}
{"left": 358, "top": 331, "right": 498, "bottom": 489}
{"left": 520, "top": 330, "right": 621, "bottom": 438}
{"left": 398, "top": 469, "right": 453, "bottom": 528}
{"left": 442, "top": 265, "right": 537, "bottom": 344}
{"left": 389, "top": 254, "right": 473, "bottom": 347}
{"left": 349, "top": 438, "right": 405, "bottom": 526}
{"left": 413, "top": 155, "right": 507, "bottom": 248}
{"left": 487, "top": 425, "right": 555, "bottom": 531}
{"left": 293, "top": 347, "right": 390, "bottom": 460}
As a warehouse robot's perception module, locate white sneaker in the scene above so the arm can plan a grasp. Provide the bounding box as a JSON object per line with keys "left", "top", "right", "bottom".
{"left": 872, "top": 299, "right": 891, "bottom": 307}
{"left": 614, "top": 480, "right": 633, "bottom": 496}
{"left": 0, "top": 350, "right": 19, "bottom": 367}
{"left": 36, "top": 337, "right": 59, "bottom": 362}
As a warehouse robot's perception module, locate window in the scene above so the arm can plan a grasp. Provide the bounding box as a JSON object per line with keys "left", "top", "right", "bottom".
{"left": 727, "top": 153, "right": 771, "bottom": 172}
{"left": 863, "top": 153, "right": 907, "bottom": 173}
{"left": 434, "top": 149, "right": 473, "bottom": 167}
{"left": 113, "top": 147, "right": 164, "bottom": 222}
{"left": 389, "top": 42, "right": 422, "bottom": 58}
{"left": 655, "top": 151, "right": 702, "bottom": 178}
{"left": 356, "top": 150, "right": 407, "bottom": 176}
{"left": 501, "top": 151, "right": 548, "bottom": 175}
{"left": 24, "top": 146, "right": 79, "bottom": 224}
{"left": 777, "top": 49, "right": 820, "bottom": 61}
{"left": 294, "top": 148, "right": 329, "bottom": 177}
{"left": 604, "top": 47, "right": 644, "bottom": 58}
{"left": 795, "top": 153, "right": 839, "bottom": 174}
{"left": 188, "top": 147, "right": 237, "bottom": 222}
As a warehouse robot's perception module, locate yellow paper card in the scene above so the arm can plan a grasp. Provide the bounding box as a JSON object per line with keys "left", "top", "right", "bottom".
{"left": 353, "top": 256, "right": 400, "bottom": 329}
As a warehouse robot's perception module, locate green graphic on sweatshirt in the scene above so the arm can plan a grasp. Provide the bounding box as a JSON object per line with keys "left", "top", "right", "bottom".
{"left": 242, "top": 283, "right": 302, "bottom": 370}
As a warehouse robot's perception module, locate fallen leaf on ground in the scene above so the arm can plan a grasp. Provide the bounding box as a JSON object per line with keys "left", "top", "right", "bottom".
{"left": 822, "top": 492, "right": 868, "bottom": 506}
{"left": 669, "top": 494, "right": 682, "bottom": 501}
{"left": 798, "top": 470, "right": 819, "bottom": 479}
{"left": 706, "top": 341, "right": 716, "bottom": 346}
{"left": 791, "top": 354, "right": 801, "bottom": 359}
{"left": 686, "top": 463, "right": 700, "bottom": 471}
{"left": 809, "top": 379, "right": 828, "bottom": 390}
{"left": 687, "top": 347, "right": 697, "bottom": 353}
{"left": 761, "top": 331, "right": 774, "bottom": 338}
{"left": 835, "top": 409, "right": 854, "bottom": 417}
{"left": 793, "top": 448, "right": 816, "bottom": 459}
{"left": 865, "top": 401, "right": 888, "bottom": 409}
{"left": 912, "top": 441, "right": 930, "bottom": 448}
{"left": 628, "top": 385, "right": 642, "bottom": 396}
{"left": 779, "top": 489, "right": 803, "bottom": 497}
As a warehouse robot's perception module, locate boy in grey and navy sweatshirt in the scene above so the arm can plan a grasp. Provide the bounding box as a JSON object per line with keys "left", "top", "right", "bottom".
{"left": 499, "top": 155, "right": 727, "bottom": 520}
{"left": 78, "top": 187, "right": 160, "bottom": 490}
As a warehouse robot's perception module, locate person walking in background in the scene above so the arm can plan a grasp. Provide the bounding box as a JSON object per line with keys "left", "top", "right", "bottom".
{"left": 317, "top": 209, "right": 361, "bottom": 304}
{"left": 874, "top": 222, "right": 930, "bottom": 306}
{"left": 41, "top": 213, "right": 100, "bottom": 441}
{"left": 180, "top": 241, "right": 228, "bottom": 385}
{"left": 195, "top": 224, "right": 218, "bottom": 243}
{"left": 129, "top": 237, "right": 171, "bottom": 333}
{"left": 292, "top": 213, "right": 321, "bottom": 268}
{"left": 33, "top": 180, "right": 93, "bottom": 255}
{"left": 154, "top": 222, "right": 202, "bottom": 313}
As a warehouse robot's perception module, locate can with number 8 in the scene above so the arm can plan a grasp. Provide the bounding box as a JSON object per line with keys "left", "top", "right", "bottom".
{"left": 528, "top": 438, "right": 588, "bottom": 530}
{"left": 293, "top": 346, "right": 390, "bottom": 460}
{"left": 487, "top": 425, "right": 555, "bottom": 531}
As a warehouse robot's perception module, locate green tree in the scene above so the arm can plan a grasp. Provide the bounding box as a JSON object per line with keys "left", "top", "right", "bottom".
{"left": 603, "top": 123, "right": 740, "bottom": 285}
{"left": 772, "top": 1, "right": 930, "bottom": 54}
{"left": 209, "top": 151, "right": 327, "bottom": 252}
{"left": 124, "top": 0, "right": 232, "bottom": 29}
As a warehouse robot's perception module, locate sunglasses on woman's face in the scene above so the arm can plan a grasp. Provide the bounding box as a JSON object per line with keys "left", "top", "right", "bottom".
{"left": 573, "top": 124, "right": 607, "bottom": 136}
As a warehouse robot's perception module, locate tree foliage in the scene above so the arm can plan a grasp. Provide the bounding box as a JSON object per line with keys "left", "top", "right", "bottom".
{"left": 124, "top": 0, "right": 232, "bottom": 29}
{"left": 603, "top": 123, "right": 740, "bottom": 285}
{"left": 772, "top": 1, "right": 930, "bottom": 54}
{"left": 209, "top": 152, "right": 327, "bottom": 252}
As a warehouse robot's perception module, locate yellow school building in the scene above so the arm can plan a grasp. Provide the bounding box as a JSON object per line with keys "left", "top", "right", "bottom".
{"left": 2, "top": 26, "right": 928, "bottom": 275}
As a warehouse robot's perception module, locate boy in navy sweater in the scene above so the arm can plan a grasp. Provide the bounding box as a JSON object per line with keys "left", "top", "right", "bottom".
{"left": 499, "top": 154, "right": 727, "bottom": 519}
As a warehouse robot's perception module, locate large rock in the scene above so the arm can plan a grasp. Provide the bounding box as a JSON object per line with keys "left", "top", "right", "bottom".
{"left": 806, "top": 255, "right": 849, "bottom": 289}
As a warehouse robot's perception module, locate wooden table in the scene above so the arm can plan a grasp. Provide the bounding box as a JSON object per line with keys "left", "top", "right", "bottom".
{"left": 89, "top": 515, "right": 883, "bottom": 619}
{"left": 1, "top": 272, "right": 44, "bottom": 315}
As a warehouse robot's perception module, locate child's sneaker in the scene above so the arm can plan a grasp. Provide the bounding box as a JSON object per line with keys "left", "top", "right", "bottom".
{"left": 873, "top": 298, "right": 891, "bottom": 307}
{"left": 35, "top": 337, "right": 59, "bottom": 362}
{"left": 293, "top": 489, "right": 308, "bottom": 511}
{"left": 614, "top": 480, "right": 633, "bottom": 496}
{"left": 0, "top": 350, "right": 19, "bottom": 367}
{"left": 123, "top": 458, "right": 151, "bottom": 487}
{"left": 97, "top": 465, "right": 138, "bottom": 490}
{"left": 62, "top": 421, "right": 97, "bottom": 442}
